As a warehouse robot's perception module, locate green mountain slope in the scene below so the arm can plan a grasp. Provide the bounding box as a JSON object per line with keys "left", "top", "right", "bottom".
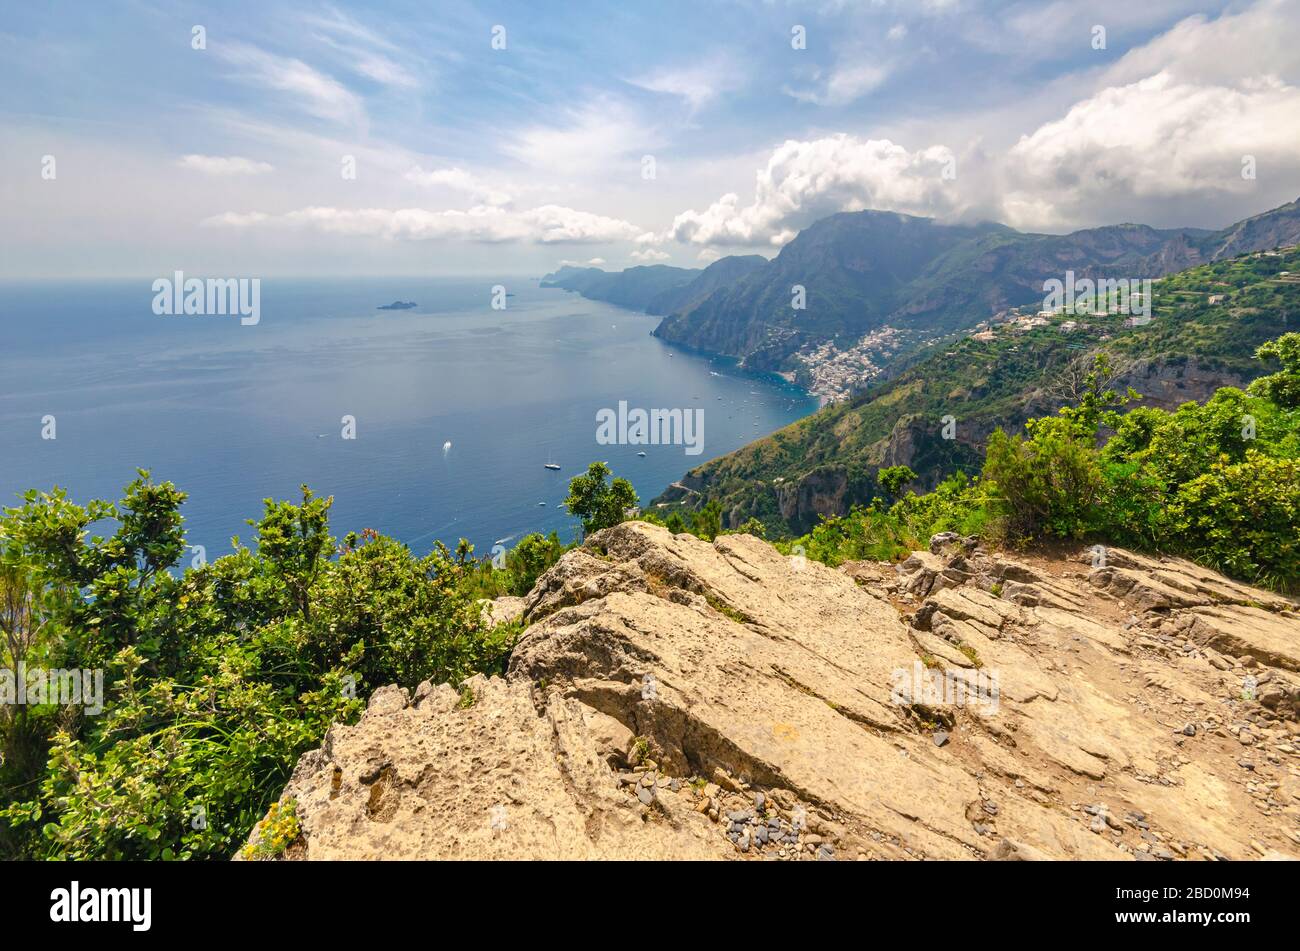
{"left": 652, "top": 245, "right": 1300, "bottom": 535}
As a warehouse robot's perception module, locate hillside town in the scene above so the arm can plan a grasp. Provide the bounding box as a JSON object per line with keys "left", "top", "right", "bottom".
{"left": 785, "top": 325, "right": 908, "bottom": 403}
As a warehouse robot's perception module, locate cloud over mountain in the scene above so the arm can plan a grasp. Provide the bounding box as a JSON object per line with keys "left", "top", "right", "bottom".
{"left": 659, "top": 135, "right": 960, "bottom": 248}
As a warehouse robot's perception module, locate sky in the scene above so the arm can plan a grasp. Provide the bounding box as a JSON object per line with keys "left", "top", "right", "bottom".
{"left": 2, "top": 0, "right": 1298, "bottom": 278}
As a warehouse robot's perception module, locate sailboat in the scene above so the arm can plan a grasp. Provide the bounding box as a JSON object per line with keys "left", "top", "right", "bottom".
{"left": 544, "top": 451, "right": 561, "bottom": 471}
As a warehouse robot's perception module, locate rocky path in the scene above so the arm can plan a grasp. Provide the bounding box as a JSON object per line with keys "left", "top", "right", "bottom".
{"left": 247, "top": 523, "right": 1300, "bottom": 860}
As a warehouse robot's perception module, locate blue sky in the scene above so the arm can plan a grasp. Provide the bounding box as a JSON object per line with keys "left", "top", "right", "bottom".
{"left": 2, "top": 0, "right": 1298, "bottom": 277}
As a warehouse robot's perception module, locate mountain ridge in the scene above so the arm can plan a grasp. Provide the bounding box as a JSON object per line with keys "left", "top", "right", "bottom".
{"left": 541, "top": 198, "right": 1300, "bottom": 395}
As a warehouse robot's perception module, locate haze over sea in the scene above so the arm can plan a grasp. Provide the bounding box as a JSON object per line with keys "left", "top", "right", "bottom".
{"left": 0, "top": 278, "right": 816, "bottom": 557}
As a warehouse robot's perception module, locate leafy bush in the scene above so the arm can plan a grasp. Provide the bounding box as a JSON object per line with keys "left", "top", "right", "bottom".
{"left": 241, "top": 798, "right": 301, "bottom": 860}
{"left": 1166, "top": 451, "right": 1300, "bottom": 588}
{"left": 981, "top": 416, "right": 1105, "bottom": 540}
{"left": 1249, "top": 332, "right": 1300, "bottom": 409}
{"left": 1139, "top": 388, "right": 1256, "bottom": 489}
{"left": 563, "top": 462, "right": 638, "bottom": 537}
{"left": 783, "top": 336, "right": 1300, "bottom": 591}
{"left": 0, "top": 474, "right": 516, "bottom": 859}
{"left": 690, "top": 499, "right": 724, "bottom": 541}
{"left": 502, "top": 532, "right": 567, "bottom": 596}
{"left": 778, "top": 471, "right": 994, "bottom": 568}
{"left": 876, "top": 465, "right": 917, "bottom": 501}
{"left": 890, "top": 471, "right": 996, "bottom": 542}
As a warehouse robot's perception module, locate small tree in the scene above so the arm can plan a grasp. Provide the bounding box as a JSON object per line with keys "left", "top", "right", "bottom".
{"left": 253, "top": 485, "right": 334, "bottom": 623}
{"left": 982, "top": 416, "right": 1104, "bottom": 540}
{"left": 1249, "top": 332, "right": 1300, "bottom": 408}
{"left": 877, "top": 465, "right": 917, "bottom": 501}
{"left": 563, "top": 463, "right": 638, "bottom": 537}
{"left": 690, "top": 499, "right": 724, "bottom": 541}
{"left": 507, "top": 532, "right": 565, "bottom": 596}
{"left": 1053, "top": 353, "right": 1137, "bottom": 439}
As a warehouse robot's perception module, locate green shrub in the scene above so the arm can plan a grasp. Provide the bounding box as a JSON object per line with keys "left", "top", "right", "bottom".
{"left": 1166, "top": 451, "right": 1300, "bottom": 588}
{"left": 890, "top": 471, "right": 994, "bottom": 542}
{"left": 877, "top": 465, "right": 917, "bottom": 501}
{"left": 690, "top": 499, "right": 723, "bottom": 541}
{"left": 563, "top": 463, "right": 638, "bottom": 537}
{"left": 1139, "top": 388, "right": 1256, "bottom": 489}
{"left": 241, "top": 798, "right": 302, "bottom": 860}
{"left": 1249, "top": 332, "right": 1300, "bottom": 409}
{"left": 503, "top": 532, "right": 567, "bottom": 596}
{"left": 0, "top": 474, "right": 518, "bottom": 860}
{"left": 981, "top": 416, "right": 1104, "bottom": 540}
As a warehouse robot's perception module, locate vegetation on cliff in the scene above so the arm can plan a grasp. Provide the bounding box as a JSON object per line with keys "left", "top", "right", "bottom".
{"left": 653, "top": 245, "right": 1300, "bottom": 535}
{"left": 0, "top": 483, "right": 514, "bottom": 859}
{"left": 773, "top": 335, "right": 1300, "bottom": 592}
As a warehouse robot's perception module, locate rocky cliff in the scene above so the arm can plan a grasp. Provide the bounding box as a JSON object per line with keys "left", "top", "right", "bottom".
{"left": 248, "top": 523, "right": 1300, "bottom": 861}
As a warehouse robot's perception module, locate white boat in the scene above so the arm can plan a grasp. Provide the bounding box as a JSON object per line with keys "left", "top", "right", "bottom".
{"left": 544, "top": 452, "right": 561, "bottom": 471}
{"left": 637, "top": 451, "right": 647, "bottom": 457}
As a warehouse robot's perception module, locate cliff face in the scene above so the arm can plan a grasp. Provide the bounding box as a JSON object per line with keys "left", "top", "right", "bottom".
{"left": 249, "top": 522, "right": 1300, "bottom": 861}
{"left": 652, "top": 211, "right": 1015, "bottom": 369}
{"left": 1117, "top": 357, "right": 1252, "bottom": 412}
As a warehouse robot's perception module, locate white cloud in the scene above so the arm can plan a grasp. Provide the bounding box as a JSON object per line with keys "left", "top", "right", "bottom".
{"left": 631, "top": 248, "right": 671, "bottom": 261}
{"left": 404, "top": 166, "right": 513, "bottom": 206}
{"left": 1003, "top": 72, "right": 1300, "bottom": 226}
{"left": 1101, "top": 0, "right": 1300, "bottom": 88}
{"left": 310, "top": 29, "right": 419, "bottom": 89}
{"left": 202, "top": 211, "right": 271, "bottom": 227}
{"left": 348, "top": 50, "right": 418, "bottom": 88}
{"left": 660, "top": 0, "right": 1300, "bottom": 242}
{"left": 302, "top": 8, "right": 401, "bottom": 53}
{"left": 662, "top": 135, "right": 960, "bottom": 247}
{"left": 999, "top": 0, "right": 1300, "bottom": 227}
{"left": 785, "top": 62, "right": 890, "bottom": 106}
{"left": 178, "top": 154, "right": 274, "bottom": 175}
{"left": 203, "top": 204, "right": 642, "bottom": 244}
{"left": 301, "top": 8, "right": 426, "bottom": 88}
{"left": 627, "top": 60, "right": 743, "bottom": 112}
{"left": 219, "top": 43, "right": 363, "bottom": 125}
{"left": 503, "top": 98, "right": 657, "bottom": 175}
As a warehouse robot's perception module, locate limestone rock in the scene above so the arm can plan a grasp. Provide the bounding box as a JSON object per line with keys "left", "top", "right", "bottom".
{"left": 257, "top": 524, "right": 1300, "bottom": 862}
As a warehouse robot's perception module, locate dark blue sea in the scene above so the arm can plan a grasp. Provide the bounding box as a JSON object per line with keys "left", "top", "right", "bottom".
{"left": 0, "top": 277, "right": 816, "bottom": 558}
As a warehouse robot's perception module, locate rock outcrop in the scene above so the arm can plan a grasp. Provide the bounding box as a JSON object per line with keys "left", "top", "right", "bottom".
{"left": 249, "top": 523, "right": 1300, "bottom": 860}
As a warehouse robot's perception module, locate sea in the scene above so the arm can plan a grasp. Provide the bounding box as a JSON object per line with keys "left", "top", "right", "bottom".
{"left": 0, "top": 277, "right": 817, "bottom": 559}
